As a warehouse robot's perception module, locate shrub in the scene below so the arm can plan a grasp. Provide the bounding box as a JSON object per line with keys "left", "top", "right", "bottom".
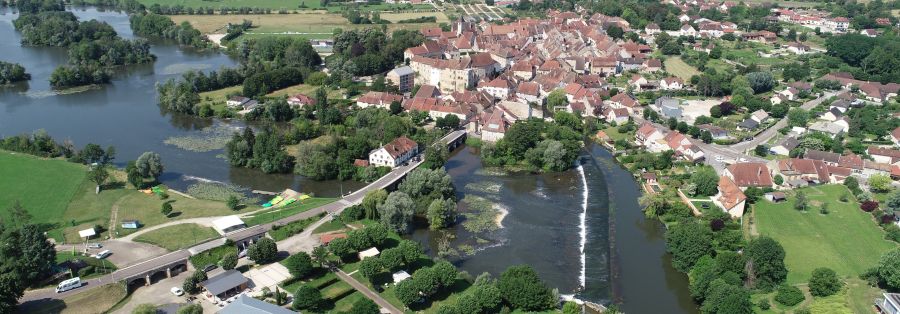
{"left": 861, "top": 201, "right": 879, "bottom": 212}
{"left": 881, "top": 214, "right": 897, "bottom": 225}
{"left": 710, "top": 219, "right": 725, "bottom": 231}
{"left": 886, "top": 224, "right": 900, "bottom": 243}
{"left": 808, "top": 267, "right": 842, "bottom": 297}
{"left": 757, "top": 299, "right": 770, "bottom": 310}
{"left": 77, "top": 265, "right": 94, "bottom": 277}
{"left": 774, "top": 284, "right": 804, "bottom": 306}
{"left": 221, "top": 252, "right": 238, "bottom": 270}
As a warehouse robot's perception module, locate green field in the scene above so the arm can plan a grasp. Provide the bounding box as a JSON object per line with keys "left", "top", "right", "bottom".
{"left": 242, "top": 197, "right": 336, "bottom": 225}
{"left": 133, "top": 223, "right": 220, "bottom": 251}
{"left": 664, "top": 57, "right": 701, "bottom": 81}
{"left": 139, "top": 0, "right": 305, "bottom": 10}
{"left": 114, "top": 188, "right": 261, "bottom": 236}
{"left": 0, "top": 151, "right": 88, "bottom": 241}
{"left": 754, "top": 185, "right": 897, "bottom": 284}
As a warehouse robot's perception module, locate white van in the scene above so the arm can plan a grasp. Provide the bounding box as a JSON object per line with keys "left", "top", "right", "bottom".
{"left": 56, "top": 277, "right": 82, "bottom": 293}
{"left": 94, "top": 250, "right": 111, "bottom": 259}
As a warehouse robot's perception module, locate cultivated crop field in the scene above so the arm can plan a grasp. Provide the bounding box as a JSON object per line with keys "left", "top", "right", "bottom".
{"left": 663, "top": 57, "right": 700, "bottom": 81}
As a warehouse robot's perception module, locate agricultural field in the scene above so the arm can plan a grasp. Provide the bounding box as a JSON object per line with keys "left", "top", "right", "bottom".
{"left": 754, "top": 184, "right": 897, "bottom": 285}
{"left": 133, "top": 223, "right": 220, "bottom": 251}
{"left": 381, "top": 11, "right": 449, "bottom": 23}
{"left": 170, "top": 12, "right": 445, "bottom": 38}
{"left": 664, "top": 56, "right": 701, "bottom": 81}
{"left": 0, "top": 151, "right": 87, "bottom": 240}
{"left": 139, "top": 0, "right": 302, "bottom": 10}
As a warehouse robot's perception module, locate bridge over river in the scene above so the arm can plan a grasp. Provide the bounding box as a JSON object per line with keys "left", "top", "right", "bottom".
{"left": 20, "top": 130, "right": 467, "bottom": 303}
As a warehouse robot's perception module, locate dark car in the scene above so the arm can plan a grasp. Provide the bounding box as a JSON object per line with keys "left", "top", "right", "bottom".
{"left": 203, "top": 264, "right": 218, "bottom": 272}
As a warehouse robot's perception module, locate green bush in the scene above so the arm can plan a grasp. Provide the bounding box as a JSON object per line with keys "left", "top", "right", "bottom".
{"left": 77, "top": 265, "right": 94, "bottom": 277}
{"left": 774, "top": 284, "right": 805, "bottom": 306}
{"left": 757, "top": 299, "right": 770, "bottom": 310}
{"left": 808, "top": 267, "right": 842, "bottom": 297}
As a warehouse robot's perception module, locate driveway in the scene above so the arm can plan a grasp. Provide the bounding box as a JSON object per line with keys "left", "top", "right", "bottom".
{"left": 276, "top": 215, "right": 333, "bottom": 255}
{"left": 245, "top": 263, "right": 292, "bottom": 295}
{"left": 57, "top": 240, "right": 170, "bottom": 268}
{"left": 113, "top": 268, "right": 192, "bottom": 314}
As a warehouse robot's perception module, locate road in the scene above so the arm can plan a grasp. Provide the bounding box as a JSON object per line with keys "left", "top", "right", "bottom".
{"left": 729, "top": 90, "right": 845, "bottom": 152}
{"left": 21, "top": 130, "right": 466, "bottom": 304}
{"left": 336, "top": 269, "right": 403, "bottom": 314}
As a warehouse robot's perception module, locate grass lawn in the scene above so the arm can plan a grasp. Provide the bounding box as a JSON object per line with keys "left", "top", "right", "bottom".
{"left": 114, "top": 189, "right": 260, "bottom": 237}
{"left": 332, "top": 291, "right": 366, "bottom": 313}
{"left": 18, "top": 283, "right": 127, "bottom": 314}
{"left": 596, "top": 125, "right": 632, "bottom": 142}
{"left": 312, "top": 218, "right": 347, "bottom": 234}
{"left": 0, "top": 151, "right": 87, "bottom": 241}
{"left": 133, "top": 223, "right": 220, "bottom": 251}
{"left": 664, "top": 57, "right": 700, "bottom": 81}
{"left": 242, "top": 197, "right": 336, "bottom": 226}
{"left": 189, "top": 243, "right": 237, "bottom": 268}
{"left": 754, "top": 184, "right": 898, "bottom": 284}
{"left": 170, "top": 13, "right": 440, "bottom": 37}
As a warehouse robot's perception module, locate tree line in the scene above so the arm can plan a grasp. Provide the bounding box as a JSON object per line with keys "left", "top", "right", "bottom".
{"left": 129, "top": 13, "right": 212, "bottom": 49}
{"left": 0, "top": 61, "right": 30, "bottom": 84}
{"left": 481, "top": 113, "right": 583, "bottom": 172}
{"left": 327, "top": 28, "right": 424, "bottom": 84}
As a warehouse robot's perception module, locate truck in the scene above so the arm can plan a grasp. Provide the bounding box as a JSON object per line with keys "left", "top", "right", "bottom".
{"left": 56, "top": 277, "right": 83, "bottom": 293}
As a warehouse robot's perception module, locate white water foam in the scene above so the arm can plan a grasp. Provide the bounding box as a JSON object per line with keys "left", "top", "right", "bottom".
{"left": 576, "top": 163, "right": 589, "bottom": 289}
{"left": 181, "top": 175, "right": 226, "bottom": 184}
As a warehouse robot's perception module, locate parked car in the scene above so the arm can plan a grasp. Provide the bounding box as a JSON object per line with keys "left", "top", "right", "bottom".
{"left": 715, "top": 155, "right": 724, "bottom": 161}
{"left": 87, "top": 243, "right": 102, "bottom": 249}
{"left": 739, "top": 157, "right": 749, "bottom": 162}
{"left": 93, "top": 250, "right": 111, "bottom": 259}
{"left": 203, "top": 264, "right": 218, "bottom": 272}
{"left": 238, "top": 249, "right": 247, "bottom": 259}
{"left": 171, "top": 287, "right": 184, "bottom": 296}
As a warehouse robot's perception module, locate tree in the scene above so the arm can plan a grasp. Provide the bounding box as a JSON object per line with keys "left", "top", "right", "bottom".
{"left": 395, "top": 277, "right": 421, "bottom": 306}
{"left": 348, "top": 298, "right": 379, "bottom": 314}
{"left": 700, "top": 281, "right": 752, "bottom": 314}
{"left": 328, "top": 237, "right": 354, "bottom": 260}
{"left": 362, "top": 189, "right": 388, "bottom": 220}
{"left": 794, "top": 190, "right": 809, "bottom": 211}
{"left": 248, "top": 237, "right": 278, "bottom": 264}
{"left": 808, "top": 267, "right": 842, "bottom": 297}
{"left": 221, "top": 252, "right": 238, "bottom": 270}
{"left": 161, "top": 202, "right": 173, "bottom": 217}
{"left": 292, "top": 284, "right": 323, "bottom": 311}
{"left": 788, "top": 108, "right": 809, "bottom": 127}
{"left": 547, "top": 89, "right": 568, "bottom": 109}
{"left": 436, "top": 114, "right": 460, "bottom": 129}
{"left": 183, "top": 270, "right": 207, "bottom": 294}
{"left": 425, "top": 143, "right": 449, "bottom": 170}
{"left": 136, "top": 151, "right": 164, "bottom": 181}
{"left": 497, "top": 265, "right": 555, "bottom": 311}
{"left": 377, "top": 191, "right": 415, "bottom": 233}
{"left": 285, "top": 252, "right": 314, "bottom": 278}
{"left": 87, "top": 165, "right": 109, "bottom": 193}
{"left": 132, "top": 304, "right": 158, "bottom": 314}
{"left": 879, "top": 248, "right": 900, "bottom": 289}
{"left": 754, "top": 145, "right": 768, "bottom": 157}
{"left": 666, "top": 221, "right": 713, "bottom": 272}
{"left": 390, "top": 100, "right": 402, "bottom": 115}
{"left": 745, "top": 236, "right": 787, "bottom": 289}
{"left": 691, "top": 167, "right": 720, "bottom": 196}
{"left": 226, "top": 194, "right": 240, "bottom": 210}
{"left": 773, "top": 175, "right": 784, "bottom": 186}
{"left": 126, "top": 161, "right": 143, "bottom": 188}
{"left": 885, "top": 191, "right": 900, "bottom": 216}
{"left": 607, "top": 25, "right": 624, "bottom": 39}
{"left": 427, "top": 198, "right": 456, "bottom": 230}
{"left": 774, "top": 284, "right": 804, "bottom": 306}
{"left": 868, "top": 174, "right": 892, "bottom": 193}
{"left": 176, "top": 304, "right": 203, "bottom": 314}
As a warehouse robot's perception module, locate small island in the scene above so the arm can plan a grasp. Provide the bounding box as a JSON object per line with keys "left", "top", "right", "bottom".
{"left": 0, "top": 61, "right": 31, "bottom": 84}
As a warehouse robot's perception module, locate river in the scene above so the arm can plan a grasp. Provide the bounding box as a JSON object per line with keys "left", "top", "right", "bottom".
{"left": 0, "top": 7, "right": 696, "bottom": 312}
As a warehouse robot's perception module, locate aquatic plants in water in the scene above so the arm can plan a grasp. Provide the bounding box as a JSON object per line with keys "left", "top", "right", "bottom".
{"left": 164, "top": 123, "right": 239, "bottom": 152}
{"left": 186, "top": 181, "right": 258, "bottom": 204}
{"left": 461, "top": 195, "right": 500, "bottom": 233}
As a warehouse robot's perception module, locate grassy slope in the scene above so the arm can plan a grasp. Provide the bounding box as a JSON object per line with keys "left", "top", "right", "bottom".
{"left": 754, "top": 185, "right": 897, "bottom": 284}
{"left": 18, "top": 283, "right": 127, "bottom": 314}
{"left": 133, "top": 223, "right": 220, "bottom": 251}
{"left": 663, "top": 57, "right": 700, "bottom": 81}
{"left": 0, "top": 151, "right": 86, "bottom": 234}
{"left": 115, "top": 190, "right": 261, "bottom": 236}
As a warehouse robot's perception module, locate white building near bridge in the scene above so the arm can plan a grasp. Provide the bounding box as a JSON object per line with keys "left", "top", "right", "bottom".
{"left": 369, "top": 136, "right": 419, "bottom": 168}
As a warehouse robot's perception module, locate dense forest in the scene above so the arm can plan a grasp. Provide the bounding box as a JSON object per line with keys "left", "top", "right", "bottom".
{"left": 129, "top": 13, "right": 212, "bottom": 49}
{"left": 481, "top": 112, "right": 584, "bottom": 172}
{"left": 326, "top": 28, "right": 424, "bottom": 84}
{"left": 0, "top": 61, "right": 31, "bottom": 84}
{"left": 12, "top": 0, "right": 155, "bottom": 88}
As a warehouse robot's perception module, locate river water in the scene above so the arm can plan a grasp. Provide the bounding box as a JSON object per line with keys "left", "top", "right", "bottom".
{"left": 0, "top": 7, "right": 696, "bottom": 312}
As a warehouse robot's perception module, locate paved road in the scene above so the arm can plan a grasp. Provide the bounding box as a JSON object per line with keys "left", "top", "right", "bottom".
{"left": 21, "top": 130, "right": 466, "bottom": 304}
{"left": 336, "top": 269, "right": 403, "bottom": 314}
{"left": 729, "top": 90, "right": 845, "bottom": 152}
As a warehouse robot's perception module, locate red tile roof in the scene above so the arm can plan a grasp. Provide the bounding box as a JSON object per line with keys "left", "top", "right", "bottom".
{"left": 727, "top": 163, "right": 773, "bottom": 187}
